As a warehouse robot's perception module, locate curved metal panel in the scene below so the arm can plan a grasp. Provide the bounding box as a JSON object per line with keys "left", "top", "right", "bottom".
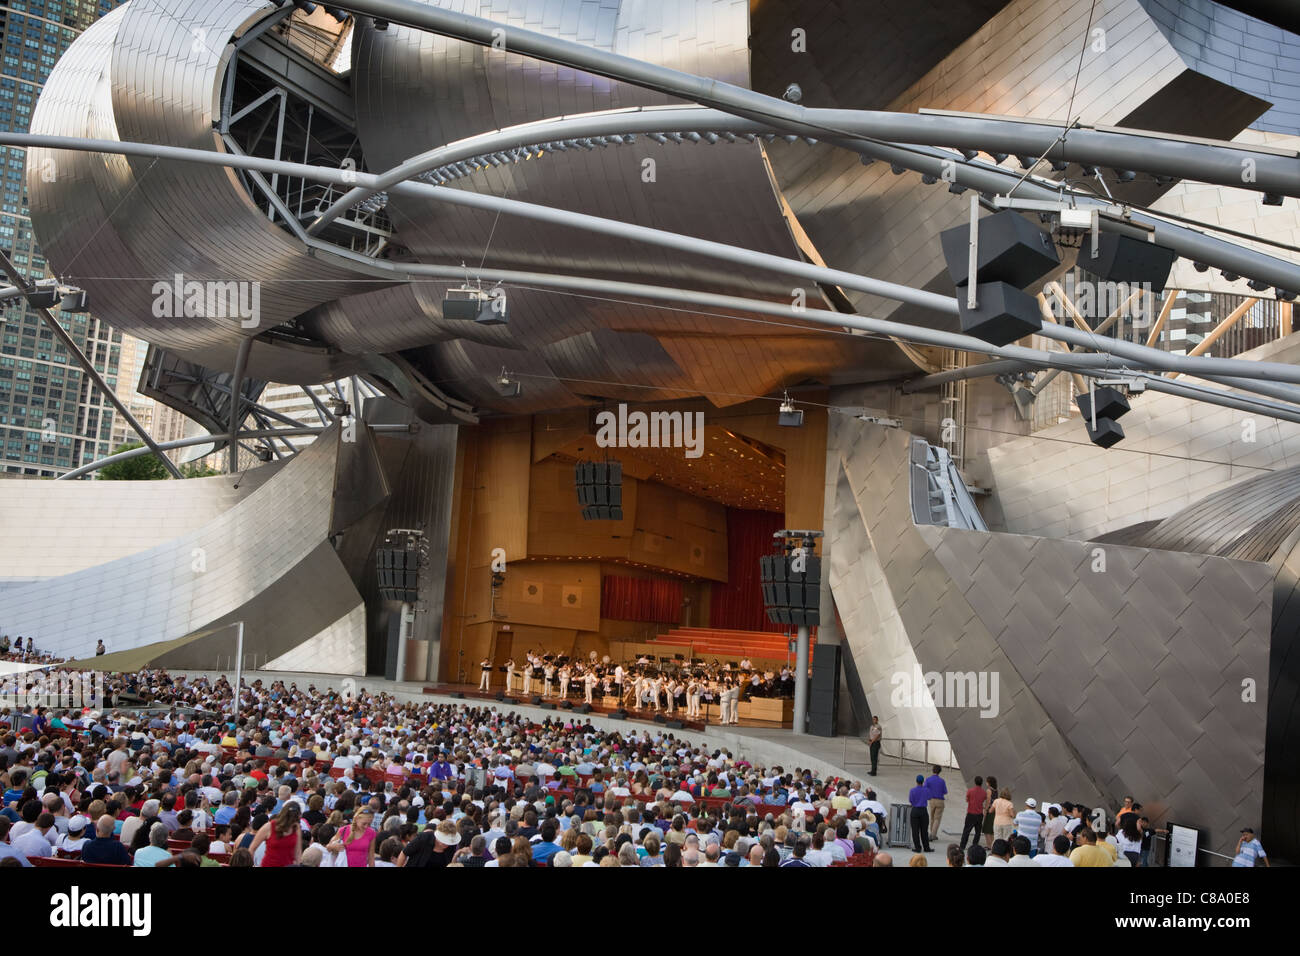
{"left": 28, "top": 0, "right": 388, "bottom": 370}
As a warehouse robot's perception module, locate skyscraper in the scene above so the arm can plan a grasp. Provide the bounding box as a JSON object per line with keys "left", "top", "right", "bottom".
{"left": 0, "top": 0, "right": 125, "bottom": 477}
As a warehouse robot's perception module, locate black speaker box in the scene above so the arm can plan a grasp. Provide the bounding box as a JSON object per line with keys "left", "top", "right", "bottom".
{"left": 450, "top": 692, "right": 465, "bottom": 699}
{"left": 495, "top": 693, "right": 507, "bottom": 701}
{"left": 1076, "top": 385, "right": 1130, "bottom": 422}
{"left": 939, "top": 209, "right": 1060, "bottom": 290}
{"left": 653, "top": 714, "right": 666, "bottom": 723}
{"left": 610, "top": 709, "right": 628, "bottom": 719}
{"left": 560, "top": 701, "right": 572, "bottom": 709}
{"left": 1090, "top": 233, "right": 1177, "bottom": 289}
{"left": 667, "top": 720, "right": 684, "bottom": 730}
{"left": 808, "top": 645, "right": 841, "bottom": 737}
{"left": 541, "top": 703, "right": 557, "bottom": 710}
{"left": 531, "top": 695, "right": 543, "bottom": 705}
{"left": 956, "top": 281, "right": 1043, "bottom": 346}
{"left": 576, "top": 704, "right": 592, "bottom": 714}
{"left": 1085, "top": 417, "right": 1125, "bottom": 449}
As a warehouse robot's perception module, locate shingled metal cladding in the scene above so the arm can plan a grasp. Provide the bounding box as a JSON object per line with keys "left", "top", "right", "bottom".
{"left": 1089, "top": 464, "right": 1300, "bottom": 863}
{"left": 26, "top": 0, "right": 385, "bottom": 381}
{"left": 824, "top": 413, "right": 1273, "bottom": 860}
{"left": 26, "top": 0, "right": 904, "bottom": 413}
{"left": 0, "top": 423, "right": 380, "bottom": 673}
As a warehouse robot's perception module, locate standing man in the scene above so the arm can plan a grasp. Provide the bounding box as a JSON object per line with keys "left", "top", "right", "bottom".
{"left": 542, "top": 660, "right": 555, "bottom": 698}
{"left": 583, "top": 668, "right": 597, "bottom": 704}
{"left": 522, "top": 658, "right": 534, "bottom": 697}
{"left": 1014, "top": 798, "right": 1043, "bottom": 857}
{"left": 960, "top": 775, "right": 987, "bottom": 852}
{"left": 1232, "top": 828, "right": 1269, "bottom": 867}
{"left": 925, "top": 765, "right": 947, "bottom": 844}
{"left": 867, "top": 716, "right": 882, "bottom": 776}
{"left": 478, "top": 657, "right": 492, "bottom": 692}
{"left": 686, "top": 677, "right": 699, "bottom": 718}
{"left": 504, "top": 658, "right": 516, "bottom": 694}
{"left": 558, "top": 664, "right": 570, "bottom": 701}
{"left": 908, "top": 774, "right": 932, "bottom": 854}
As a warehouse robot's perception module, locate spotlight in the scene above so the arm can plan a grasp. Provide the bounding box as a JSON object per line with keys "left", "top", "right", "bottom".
{"left": 373, "top": 18, "right": 388, "bottom": 30}
{"left": 921, "top": 173, "right": 938, "bottom": 185}
{"left": 1221, "top": 271, "right": 1241, "bottom": 282}
{"left": 778, "top": 394, "right": 804, "bottom": 428}
{"left": 1193, "top": 261, "right": 1209, "bottom": 272}
{"left": 1115, "top": 169, "right": 1136, "bottom": 182}
{"left": 1277, "top": 290, "right": 1297, "bottom": 302}
{"left": 442, "top": 285, "right": 506, "bottom": 325}
{"left": 1248, "top": 279, "right": 1269, "bottom": 292}
{"left": 57, "top": 287, "right": 89, "bottom": 312}
{"left": 889, "top": 163, "right": 905, "bottom": 175}
{"left": 948, "top": 182, "right": 967, "bottom": 194}
{"left": 496, "top": 369, "right": 522, "bottom": 398}
{"left": 1016, "top": 156, "right": 1037, "bottom": 169}
{"left": 988, "top": 152, "right": 1009, "bottom": 164}
{"left": 322, "top": 6, "right": 348, "bottom": 20}
{"left": 1263, "top": 193, "right": 1284, "bottom": 206}
{"left": 1050, "top": 160, "right": 1069, "bottom": 172}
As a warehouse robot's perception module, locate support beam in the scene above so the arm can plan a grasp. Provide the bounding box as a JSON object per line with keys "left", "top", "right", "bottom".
{"left": 793, "top": 624, "right": 810, "bottom": 736}
{"left": 1169, "top": 297, "right": 1259, "bottom": 379}
{"left": 332, "top": 0, "right": 1300, "bottom": 198}
{"left": 228, "top": 336, "right": 254, "bottom": 474}
{"left": 11, "top": 128, "right": 1300, "bottom": 375}
{"left": 0, "top": 249, "right": 184, "bottom": 479}
{"left": 1146, "top": 290, "right": 1181, "bottom": 348}
{"left": 56, "top": 424, "right": 413, "bottom": 480}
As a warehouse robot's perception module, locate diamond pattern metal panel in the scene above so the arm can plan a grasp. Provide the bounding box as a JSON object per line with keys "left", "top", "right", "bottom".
{"left": 826, "top": 410, "right": 1272, "bottom": 856}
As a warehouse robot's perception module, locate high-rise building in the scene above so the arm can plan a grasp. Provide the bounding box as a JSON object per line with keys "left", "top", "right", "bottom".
{"left": 0, "top": 0, "right": 125, "bottom": 477}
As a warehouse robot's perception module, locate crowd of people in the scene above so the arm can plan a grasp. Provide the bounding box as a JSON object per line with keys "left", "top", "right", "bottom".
{"left": 0, "top": 635, "right": 65, "bottom": 666}
{"left": 0, "top": 668, "right": 888, "bottom": 867}
{"left": 0, "top": 667, "right": 1267, "bottom": 868}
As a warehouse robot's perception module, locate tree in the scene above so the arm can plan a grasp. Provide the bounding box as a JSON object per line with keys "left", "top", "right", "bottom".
{"left": 181, "top": 462, "right": 222, "bottom": 478}
{"left": 96, "top": 442, "right": 169, "bottom": 480}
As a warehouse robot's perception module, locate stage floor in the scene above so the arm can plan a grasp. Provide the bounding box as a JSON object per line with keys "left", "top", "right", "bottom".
{"left": 428, "top": 682, "right": 790, "bottom": 731}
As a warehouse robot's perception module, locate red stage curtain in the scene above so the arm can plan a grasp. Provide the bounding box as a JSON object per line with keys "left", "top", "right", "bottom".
{"left": 601, "top": 575, "right": 683, "bottom": 623}
{"left": 710, "top": 508, "right": 785, "bottom": 632}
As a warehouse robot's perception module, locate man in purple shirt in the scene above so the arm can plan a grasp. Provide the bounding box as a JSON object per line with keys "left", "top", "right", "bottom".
{"left": 908, "top": 775, "right": 932, "bottom": 854}
{"left": 925, "top": 766, "right": 947, "bottom": 843}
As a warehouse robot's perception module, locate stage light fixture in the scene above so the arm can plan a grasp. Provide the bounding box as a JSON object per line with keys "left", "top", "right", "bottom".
{"left": 496, "top": 369, "right": 522, "bottom": 398}
{"left": 778, "top": 394, "right": 803, "bottom": 427}
{"left": 1263, "top": 193, "right": 1283, "bottom": 206}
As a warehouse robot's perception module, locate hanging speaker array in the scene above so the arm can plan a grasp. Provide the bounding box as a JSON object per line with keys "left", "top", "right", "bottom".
{"left": 376, "top": 548, "right": 420, "bottom": 602}
{"left": 574, "top": 460, "right": 623, "bottom": 520}
{"left": 760, "top": 543, "right": 821, "bottom": 627}
{"left": 940, "top": 209, "right": 1060, "bottom": 346}
{"left": 1076, "top": 385, "right": 1131, "bottom": 449}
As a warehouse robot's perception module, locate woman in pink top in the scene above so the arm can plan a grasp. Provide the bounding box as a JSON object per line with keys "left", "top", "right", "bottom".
{"left": 328, "top": 806, "right": 376, "bottom": 867}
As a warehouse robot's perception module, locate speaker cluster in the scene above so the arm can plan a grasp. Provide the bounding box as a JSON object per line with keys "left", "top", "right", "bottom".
{"left": 376, "top": 548, "right": 420, "bottom": 602}
{"left": 760, "top": 533, "right": 822, "bottom": 627}
{"left": 1076, "top": 385, "right": 1131, "bottom": 449}
{"left": 941, "top": 210, "right": 1058, "bottom": 346}
{"left": 575, "top": 460, "right": 624, "bottom": 520}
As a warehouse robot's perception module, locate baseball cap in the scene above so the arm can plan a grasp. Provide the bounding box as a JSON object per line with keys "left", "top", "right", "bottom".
{"left": 1025, "top": 798, "right": 1037, "bottom": 808}
{"left": 67, "top": 815, "right": 88, "bottom": 833}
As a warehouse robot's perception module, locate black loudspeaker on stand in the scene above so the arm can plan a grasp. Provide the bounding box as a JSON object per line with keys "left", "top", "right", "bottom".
{"left": 808, "top": 644, "right": 841, "bottom": 738}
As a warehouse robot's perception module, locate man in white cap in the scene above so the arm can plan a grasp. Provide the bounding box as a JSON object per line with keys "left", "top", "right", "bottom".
{"left": 1015, "top": 797, "right": 1043, "bottom": 857}
{"left": 56, "top": 815, "right": 90, "bottom": 854}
